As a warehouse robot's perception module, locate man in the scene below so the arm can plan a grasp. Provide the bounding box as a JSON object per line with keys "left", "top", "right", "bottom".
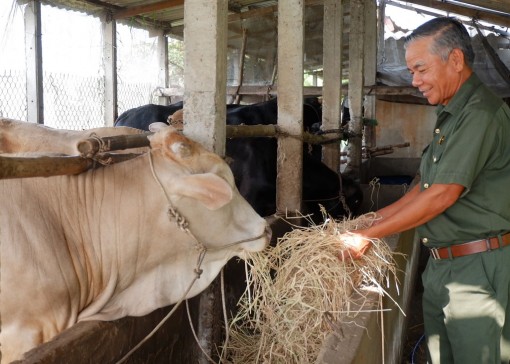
{"left": 339, "top": 17, "right": 510, "bottom": 363}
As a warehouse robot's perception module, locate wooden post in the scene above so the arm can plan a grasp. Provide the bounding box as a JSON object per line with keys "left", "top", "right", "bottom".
{"left": 102, "top": 14, "right": 117, "bottom": 127}
{"left": 276, "top": 0, "right": 304, "bottom": 217}
{"left": 345, "top": 0, "right": 365, "bottom": 179}
{"left": 322, "top": 0, "right": 343, "bottom": 173}
{"left": 0, "top": 153, "right": 140, "bottom": 179}
{"left": 24, "top": 0, "right": 43, "bottom": 124}
{"left": 377, "top": 0, "right": 387, "bottom": 67}
{"left": 233, "top": 27, "right": 248, "bottom": 104}
{"left": 0, "top": 155, "right": 91, "bottom": 179}
{"left": 364, "top": 0, "right": 377, "bottom": 149}
{"left": 76, "top": 133, "right": 151, "bottom": 157}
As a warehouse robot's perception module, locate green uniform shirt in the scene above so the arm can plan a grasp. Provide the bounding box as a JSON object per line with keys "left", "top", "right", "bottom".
{"left": 417, "top": 73, "right": 510, "bottom": 247}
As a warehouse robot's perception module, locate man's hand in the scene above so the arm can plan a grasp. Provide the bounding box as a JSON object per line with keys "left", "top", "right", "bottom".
{"left": 338, "top": 232, "right": 372, "bottom": 261}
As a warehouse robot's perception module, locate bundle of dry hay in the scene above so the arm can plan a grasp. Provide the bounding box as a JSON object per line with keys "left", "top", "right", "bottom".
{"left": 223, "top": 213, "right": 400, "bottom": 363}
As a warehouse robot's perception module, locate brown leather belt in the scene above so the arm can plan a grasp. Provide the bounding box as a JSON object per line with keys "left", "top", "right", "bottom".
{"left": 429, "top": 232, "right": 510, "bottom": 260}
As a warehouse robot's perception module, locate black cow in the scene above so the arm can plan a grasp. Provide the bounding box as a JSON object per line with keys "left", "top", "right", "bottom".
{"left": 114, "top": 98, "right": 362, "bottom": 221}
{"left": 225, "top": 98, "right": 361, "bottom": 220}
{"left": 225, "top": 97, "right": 321, "bottom": 127}
{"left": 116, "top": 101, "right": 184, "bottom": 131}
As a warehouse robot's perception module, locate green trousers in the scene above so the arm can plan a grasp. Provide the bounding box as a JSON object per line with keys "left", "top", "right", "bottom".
{"left": 422, "top": 244, "right": 510, "bottom": 364}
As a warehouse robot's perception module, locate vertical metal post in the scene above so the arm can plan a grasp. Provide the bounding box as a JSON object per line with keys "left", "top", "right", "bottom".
{"left": 102, "top": 14, "right": 117, "bottom": 126}
{"left": 25, "top": 0, "right": 43, "bottom": 124}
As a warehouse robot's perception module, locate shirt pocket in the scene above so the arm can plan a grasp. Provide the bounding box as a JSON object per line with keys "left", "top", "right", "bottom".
{"left": 430, "top": 143, "right": 445, "bottom": 164}
{"left": 421, "top": 141, "right": 446, "bottom": 185}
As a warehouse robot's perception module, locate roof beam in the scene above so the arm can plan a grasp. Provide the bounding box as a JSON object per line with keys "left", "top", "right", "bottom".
{"left": 386, "top": 0, "right": 510, "bottom": 35}
{"left": 228, "top": 0, "right": 325, "bottom": 23}
{"left": 73, "top": 0, "right": 121, "bottom": 10}
{"left": 459, "top": 0, "right": 510, "bottom": 15}
{"left": 400, "top": 0, "right": 510, "bottom": 27}
{"left": 155, "top": 85, "right": 425, "bottom": 97}
{"left": 228, "top": 4, "right": 276, "bottom": 22}
{"left": 41, "top": 0, "right": 174, "bottom": 29}
{"left": 111, "top": 0, "right": 323, "bottom": 22}
{"left": 112, "top": 0, "right": 183, "bottom": 20}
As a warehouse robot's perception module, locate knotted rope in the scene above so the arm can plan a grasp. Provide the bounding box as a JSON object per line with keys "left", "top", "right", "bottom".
{"left": 116, "top": 149, "right": 267, "bottom": 363}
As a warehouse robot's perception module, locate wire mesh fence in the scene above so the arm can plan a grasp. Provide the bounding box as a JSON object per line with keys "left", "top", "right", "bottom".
{"left": 0, "top": 69, "right": 27, "bottom": 121}
{"left": 118, "top": 80, "right": 158, "bottom": 116}
{"left": 0, "top": 69, "right": 158, "bottom": 129}
{"left": 43, "top": 72, "right": 105, "bottom": 129}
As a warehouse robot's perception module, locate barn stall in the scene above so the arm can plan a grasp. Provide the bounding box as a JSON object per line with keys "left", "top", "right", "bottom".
{"left": 2, "top": 0, "right": 510, "bottom": 363}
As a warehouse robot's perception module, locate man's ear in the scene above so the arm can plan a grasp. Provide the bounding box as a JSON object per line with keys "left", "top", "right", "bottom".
{"left": 450, "top": 48, "right": 466, "bottom": 72}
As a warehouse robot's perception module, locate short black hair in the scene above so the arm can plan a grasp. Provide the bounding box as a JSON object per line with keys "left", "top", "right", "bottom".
{"left": 404, "top": 17, "right": 475, "bottom": 68}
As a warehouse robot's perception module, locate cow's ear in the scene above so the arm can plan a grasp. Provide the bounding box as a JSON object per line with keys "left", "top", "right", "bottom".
{"left": 149, "top": 122, "right": 169, "bottom": 132}
{"left": 170, "top": 141, "right": 192, "bottom": 158}
{"left": 172, "top": 173, "right": 233, "bottom": 210}
{"left": 148, "top": 124, "right": 181, "bottom": 150}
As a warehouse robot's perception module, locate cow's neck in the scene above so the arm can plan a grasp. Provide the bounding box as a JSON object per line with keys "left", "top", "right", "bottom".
{"left": 64, "top": 156, "right": 221, "bottom": 320}
{"left": 55, "top": 154, "right": 198, "bottom": 318}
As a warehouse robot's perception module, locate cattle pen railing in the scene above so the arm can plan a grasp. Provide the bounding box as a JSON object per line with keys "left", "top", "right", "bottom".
{"left": 0, "top": 126, "right": 409, "bottom": 180}
{"left": 0, "top": 127, "right": 345, "bottom": 179}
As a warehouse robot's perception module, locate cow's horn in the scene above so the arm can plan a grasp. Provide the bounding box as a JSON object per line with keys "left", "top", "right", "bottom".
{"left": 170, "top": 141, "right": 192, "bottom": 158}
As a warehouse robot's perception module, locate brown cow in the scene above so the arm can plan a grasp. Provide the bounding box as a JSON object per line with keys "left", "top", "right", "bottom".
{"left": 0, "top": 124, "right": 271, "bottom": 362}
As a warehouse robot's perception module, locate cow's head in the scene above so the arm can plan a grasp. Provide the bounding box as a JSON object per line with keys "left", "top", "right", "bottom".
{"left": 147, "top": 123, "right": 271, "bottom": 259}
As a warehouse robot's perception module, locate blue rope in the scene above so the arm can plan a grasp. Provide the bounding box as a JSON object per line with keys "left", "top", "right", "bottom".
{"left": 411, "top": 334, "right": 425, "bottom": 364}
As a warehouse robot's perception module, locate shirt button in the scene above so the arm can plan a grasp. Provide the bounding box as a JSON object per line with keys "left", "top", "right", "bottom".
{"left": 422, "top": 238, "right": 428, "bottom": 243}
{"left": 433, "top": 156, "right": 437, "bottom": 162}
{"left": 434, "top": 128, "right": 440, "bottom": 134}
{"left": 424, "top": 183, "right": 429, "bottom": 188}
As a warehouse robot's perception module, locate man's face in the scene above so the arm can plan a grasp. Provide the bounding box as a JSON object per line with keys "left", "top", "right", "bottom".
{"left": 405, "top": 36, "right": 461, "bottom": 105}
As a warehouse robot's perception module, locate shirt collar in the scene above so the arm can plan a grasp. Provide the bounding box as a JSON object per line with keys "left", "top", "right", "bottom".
{"left": 435, "top": 73, "right": 481, "bottom": 118}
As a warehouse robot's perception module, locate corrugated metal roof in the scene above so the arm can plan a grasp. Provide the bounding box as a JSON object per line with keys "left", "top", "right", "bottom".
{"left": 33, "top": 0, "right": 510, "bottom": 96}
{"left": 36, "top": 0, "right": 510, "bottom": 29}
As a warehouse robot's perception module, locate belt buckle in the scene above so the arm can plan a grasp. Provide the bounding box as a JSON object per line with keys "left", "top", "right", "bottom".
{"left": 485, "top": 238, "right": 492, "bottom": 251}
{"left": 430, "top": 248, "right": 441, "bottom": 260}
